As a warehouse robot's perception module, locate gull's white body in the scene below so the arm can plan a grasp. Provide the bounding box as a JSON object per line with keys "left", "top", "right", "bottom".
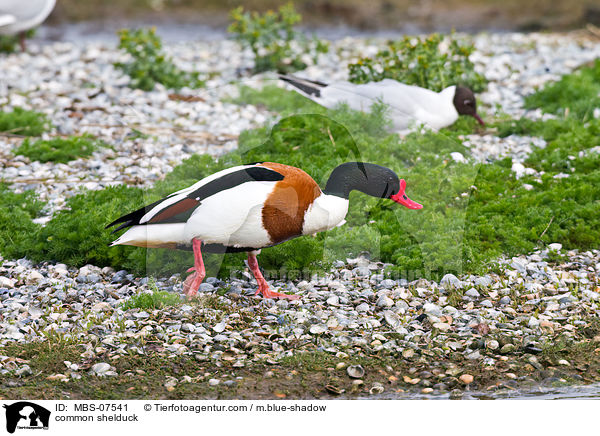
{"left": 0, "top": 0, "right": 55, "bottom": 35}
{"left": 286, "top": 77, "right": 460, "bottom": 131}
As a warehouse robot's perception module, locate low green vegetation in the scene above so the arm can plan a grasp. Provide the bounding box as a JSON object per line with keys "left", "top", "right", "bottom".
{"left": 14, "top": 134, "right": 108, "bottom": 163}
{"left": 0, "top": 30, "right": 35, "bottom": 54}
{"left": 0, "top": 184, "right": 43, "bottom": 260}
{"left": 1, "top": 58, "right": 598, "bottom": 282}
{"left": 115, "top": 28, "right": 204, "bottom": 91}
{"left": 228, "top": 2, "right": 328, "bottom": 73}
{"left": 0, "top": 35, "right": 20, "bottom": 54}
{"left": 347, "top": 33, "right": 487, "bottom": 92}
{"left": 234, "top": 84, "right": 322, "bottom": 114}
{"left": 0, "top": 107, "right": 50, "bottom": 136}
{"left": 524, "top": 59, "right": 600, "bottom": 120}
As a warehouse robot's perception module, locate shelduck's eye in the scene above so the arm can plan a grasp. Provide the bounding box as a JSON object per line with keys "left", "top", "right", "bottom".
{"left": 464, "top": 99, "right": 472, "bottom": 106}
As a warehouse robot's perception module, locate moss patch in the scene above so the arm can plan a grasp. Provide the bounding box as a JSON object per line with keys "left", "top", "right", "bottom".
{"left": 0, "top": 184, "right": 44, "bottom": 260}
{"left": 0, "top": 107, "right": 50, "bottom": 136}
{"left": 121, "top": 289, "right": 182, "bottom": 310}
{"left": 14, "top": 134, "right": 108, "bottom": 163}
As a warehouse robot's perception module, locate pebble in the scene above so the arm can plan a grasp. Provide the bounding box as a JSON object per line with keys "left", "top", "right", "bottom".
{"left": 379, "top": 279, "right": 396, "bottom": 289}
{"left": 198, "top": 283, "right": 215, "bottom": 293}
{"left": 500, "top": 344, "right": 516, "bottom": 354}
{"left": 356, "top": 303, "right": 370, "bottom": 313}
{"left": 423, "top": 303, "right": 442, "bottom": 317}
{"left": 15, "top": 365, "right": 32, "bottom": 377}
{"left": 213, "top": 321, "right": 226, "bottom": 333}
{"left": 441, "top": 274, "right": 461, "bottom": 288}
{"left": 309, "top": 325, "right": 327, "bottom": 335}
{"left": 326, "top": 295, "right": 339, "bottom": 306}
{"left": 26, "top": 271, "right": 44, "bottom": 284}
{"left": 465, "top": 288, "right": 480, "bottom": 299}
{"left": 383, "top": 310, "right": 400, "bottom": 328}
{"left": 433, "top": 322, "right": 452, "bottom": 332}
{"left": 376, "top": 295, "right": 394, "bottom": 308}
{"left": 459, "top": 374, "right": 474, "bottom": 384}
{"left": 91, "top": 363, "right": 111, "bottom": 375}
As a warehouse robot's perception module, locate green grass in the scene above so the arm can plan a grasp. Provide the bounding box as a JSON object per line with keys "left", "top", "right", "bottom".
{"left": 14, "top": 134, "right": 108, "bottom": 163}
{"left": 115, "top": 28, "right": 204, "bottom": 91}
{"left": 228, "top": 3, "right": 328, "bottom": 74}
{"left": 122, "top": 289, "right": 181, "bottom": 310}
{"left": 234, "top": 84, "right": 322, "bottom": 114}
{"left": 0, "top": 107, "right": 50, "bottom": 136}
{"left": 0, "top": 184, "right": 44, "bottom": 260}
{"left": 347, "top": 33, "right": 487, "bottom": 93}
{"left": 524, "top": 59, "right": 600, "bottom": 120}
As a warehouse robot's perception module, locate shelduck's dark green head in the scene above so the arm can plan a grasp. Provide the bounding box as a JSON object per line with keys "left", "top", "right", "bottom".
{"left": 324, "top": 162, "right": 423, "bottom": 209}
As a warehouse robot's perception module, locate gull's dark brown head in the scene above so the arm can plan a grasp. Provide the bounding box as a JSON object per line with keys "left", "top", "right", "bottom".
{"left": 453, "top": 86, "right": 484, "bottom": 126}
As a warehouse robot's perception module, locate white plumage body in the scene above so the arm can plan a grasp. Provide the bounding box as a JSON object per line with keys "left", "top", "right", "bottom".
{"left": 183, "top": 181, "right": 274, "bottom": 247}
{"left": 302, "top": 194, "right": 349, "bottom": 235}
{"left": 290, "top": 78, "right": 459, "bottom": 131}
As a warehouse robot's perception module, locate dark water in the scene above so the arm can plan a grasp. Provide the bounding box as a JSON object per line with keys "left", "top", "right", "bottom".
{"left": 369, "top": 383, "right": 600, "bottom": 400}
{"left": 477, "top": 383, "right": 600, "bottom": 400}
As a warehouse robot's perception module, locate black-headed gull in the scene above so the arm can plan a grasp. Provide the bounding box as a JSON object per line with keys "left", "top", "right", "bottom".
{"left": 280, "top": 74, "right": 484, "bottom": 131}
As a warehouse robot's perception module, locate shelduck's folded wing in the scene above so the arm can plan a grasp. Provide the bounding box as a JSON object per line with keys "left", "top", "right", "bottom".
{"left": 106, "top": 165, "right": 284, "bottom": 233}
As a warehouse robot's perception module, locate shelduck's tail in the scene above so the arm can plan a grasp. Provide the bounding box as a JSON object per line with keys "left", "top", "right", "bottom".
{"left": 109, "top": 224, "right": 186, "bottom": 249}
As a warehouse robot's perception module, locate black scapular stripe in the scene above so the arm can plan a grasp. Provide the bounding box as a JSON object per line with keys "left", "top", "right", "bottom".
{"left": 106, "top": 166, "right": 284, "bottom": 233}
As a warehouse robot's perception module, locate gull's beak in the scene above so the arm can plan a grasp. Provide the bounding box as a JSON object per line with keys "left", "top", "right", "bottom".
{"left": 473, "top": 113, "right": 485, "bottom": 126}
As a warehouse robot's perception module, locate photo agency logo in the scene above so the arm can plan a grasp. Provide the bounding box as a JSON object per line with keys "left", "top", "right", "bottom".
{"left": 3, "top": 402, "right": 50, "bottom": 434}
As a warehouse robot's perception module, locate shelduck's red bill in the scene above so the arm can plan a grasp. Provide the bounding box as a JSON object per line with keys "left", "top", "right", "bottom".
{"left": 390, "top": 179, "right": 423, "bottom": 210}
{"left": 473, "top": 113, "right": 485, "bottom": 126}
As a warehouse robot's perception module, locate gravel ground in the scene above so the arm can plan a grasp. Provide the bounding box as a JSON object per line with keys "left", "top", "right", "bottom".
{"left": 1, "top": 31, "right": 600, "bottom": 398}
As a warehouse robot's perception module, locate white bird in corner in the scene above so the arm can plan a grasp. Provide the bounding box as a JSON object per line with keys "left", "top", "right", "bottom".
{"left": 279, "top": 74, "right": 485, "bottom": 132}
{"left": 0, "top": 0, "right": 56, "bottom": 51}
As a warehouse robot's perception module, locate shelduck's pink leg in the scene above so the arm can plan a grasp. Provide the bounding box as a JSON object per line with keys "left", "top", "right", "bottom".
{"left": 183, "top": 238, "right": 206, "bottom": 298}
{"left": 247, "top": 252, "right": 299, "bottom": 300}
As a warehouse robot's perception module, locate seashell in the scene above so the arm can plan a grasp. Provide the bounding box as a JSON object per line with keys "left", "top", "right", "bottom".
{"left": 369, "top": 383, "right": 384, "bottom": 395}
{"left": 213, "top": 321, "right": 226, "bottom": 333}
{"left": 346, "top": 364, "right": 365, "bottom": 379}
{"left": 383, "top": 310, "right": 400, "bottom": 328}
{"left": 325, "top": 385, "right": 345, "bottom": 395}
{"left": 309, "top": 324, "right": 327, "bottom": 335}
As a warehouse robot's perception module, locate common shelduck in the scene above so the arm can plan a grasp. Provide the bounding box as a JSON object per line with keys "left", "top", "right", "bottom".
{"left": 107, "top": 162, "right": 423, "bottom": 300}
{"left": 279, "top": 74, "right": 484, "bottom": 132}
{"left": 0, "top": 0, "right": 56, "bottom": 51}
